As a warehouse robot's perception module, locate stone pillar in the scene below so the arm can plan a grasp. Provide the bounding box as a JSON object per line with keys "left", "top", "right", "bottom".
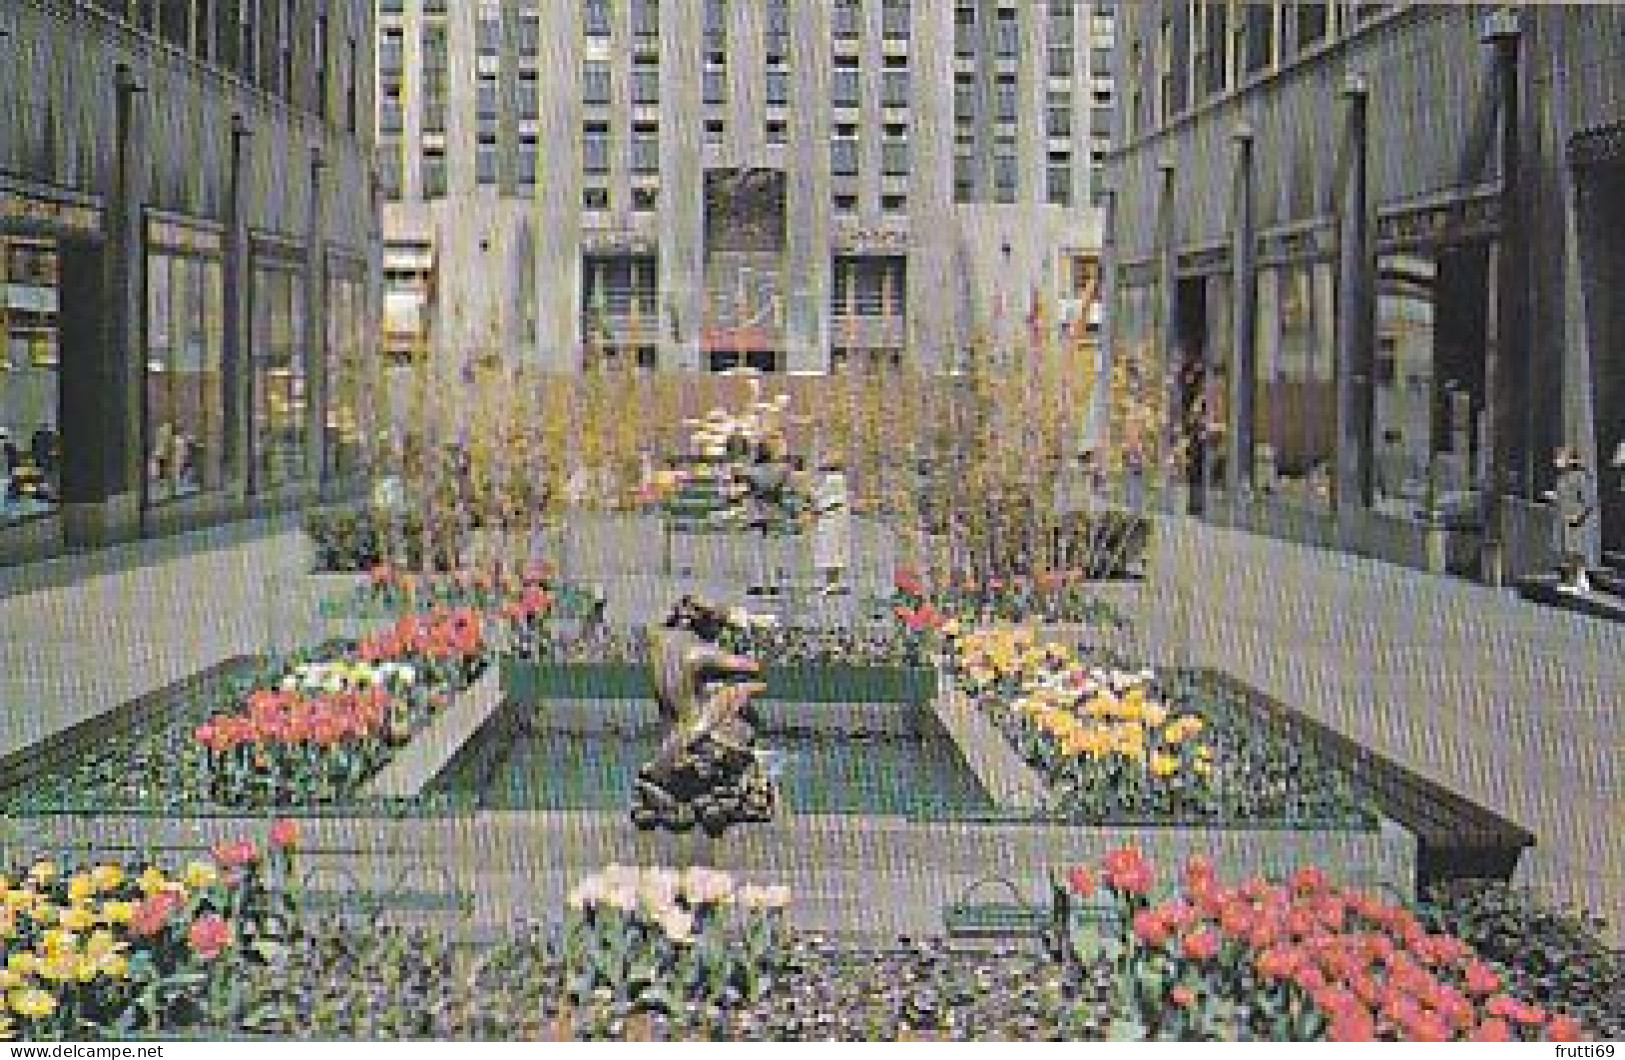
{"left": 785, "top": 0, "right": 832, "bottom": 373}
{"left": 1486, "top": 9, "right": 1527, "bottom": 503}
{"left": 305, "top": 145, "right": 327, "bottom": 486}
{"left": 222, "top": 114, "right": 253, "bottom": 497}
{"left": 1335, "top": 74, "right": 1373, "bottom": 513}
{"left": 1156, "top": 157, "right": 1178, "bottom": 486}
{"left": 1230, "top": 124, "right": 1257, "bottom": 494}
{"left": 660, "top": 0, "right": 704, "bottom": 371}
{"left": 62, "top": 63, "right": 146, "bottom": 548}
{"left": 534, "top": 0, "right": 582, "bottom": 371}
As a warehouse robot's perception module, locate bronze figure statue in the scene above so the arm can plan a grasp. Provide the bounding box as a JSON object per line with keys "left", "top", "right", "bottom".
{"left": 631, "top": 595, "right": 777, "bottom": 837}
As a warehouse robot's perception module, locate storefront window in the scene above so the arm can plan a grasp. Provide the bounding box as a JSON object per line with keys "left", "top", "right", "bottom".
{"left": 1254, "top": 261, "right": 1335, "bottom": 505}
{"left": 1373, "top": 244, "right": 1489, "bottom": 522}
{"left": 145, "top": 245, "right": 225, "bottom": 503}
{"left": 252, "top": 262, "right": 308, "bottom": 489}
{"left": 325, "top": 272, "right": 369, "bottom": 480}
{"left": 1, "top": 238, "right": 60, "bottom": 524}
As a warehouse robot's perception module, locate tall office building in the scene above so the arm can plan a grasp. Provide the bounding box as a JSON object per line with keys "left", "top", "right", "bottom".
{"left": 0, "top": 0, "right": 378, "bottom": 562}
{"left": 378, "top": 0, "right": 1116, "bottom": 374}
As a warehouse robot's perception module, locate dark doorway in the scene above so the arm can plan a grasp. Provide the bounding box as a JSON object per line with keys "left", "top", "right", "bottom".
{"left": 1175, "top": 277, "right": 1209, "bottom": 515}
{"left": 1580, "top": 160, "right": 1625, "bottom": 559}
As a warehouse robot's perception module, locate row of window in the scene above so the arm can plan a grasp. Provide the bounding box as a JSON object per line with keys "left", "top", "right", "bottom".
{"left": 89, "top": 0, "right": 362, "bottom": 132}
{"left": 1126, "top": 2, "right": 1395, "bottom": 140}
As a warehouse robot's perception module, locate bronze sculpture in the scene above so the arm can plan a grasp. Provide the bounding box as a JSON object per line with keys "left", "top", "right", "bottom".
{"left": 631, "top": 595, "right": 777, "bottom": 837}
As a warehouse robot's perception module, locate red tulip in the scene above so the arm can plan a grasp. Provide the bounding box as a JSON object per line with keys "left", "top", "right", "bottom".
{"left": 1546, "top": 1015, "right": 1584, "bottom": 1042}
{"left": 1470, "top": 1018, "right": 1513, "bottom": 1042}
{"left": 1180, "top": 929, "right": 1221, "bottom": 961}
{"left": 187, "top": 913, "right": 233, "bottom": 960}
{"left": 1169, "top": 985, "right": 1196, "bottom": 1008}
{"left": 1463, "top": 960, "right": 1502, "bottom": 997}
{"left": 270, "top": 819, "right": 300, "bottom": 850}
{"left": 129, "top": 889, "right": 183, "bottom": 938}
{"left": 1132, "top": 909, "right": 1171, "bottom": 949}
{"left": 212, "top": 839, "right": 259, "bottom": 869}
{"left": 1065, "top": 866, "right": 1095, "bottom": 897}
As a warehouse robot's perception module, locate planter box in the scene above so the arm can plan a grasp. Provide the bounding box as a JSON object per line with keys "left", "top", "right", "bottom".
{"left": 362, "top": 668, "right": 505, "bottom": 800}
{"left": 502, "top": 659, "right": 935, "bottom": 703}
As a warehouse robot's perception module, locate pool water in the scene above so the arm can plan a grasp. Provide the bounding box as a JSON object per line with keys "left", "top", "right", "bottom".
{"left": 429, "top": 707, "right": 993, "bottom": 818}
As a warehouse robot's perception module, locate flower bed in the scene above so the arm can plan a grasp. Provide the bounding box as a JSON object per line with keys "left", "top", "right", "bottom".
{"left": 885, "top": 565, "right": 1136, "bottom": 629}
{"left": 0, "top": 823, "right": 299, "bottom": 1040}
{"left": 1057, "top": 847, "right": 1591, "bottom": 1042}
{"left": 949, "top": 630, "right": 1373, "bottom": 827}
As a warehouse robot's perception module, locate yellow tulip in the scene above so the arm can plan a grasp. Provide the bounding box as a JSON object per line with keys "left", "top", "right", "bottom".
{"left": 8, "top": 987, "right": 57, "bottom": 1019}
{"left": 2, "top": 890, "right": 31, "bottom": 913}
{"left": 137, "top": 867, "right": 168, "bottom": 894}
{"left": 1143, "top": 703, "right": 1169, "bottom": 728}
{"left": 89, "top": 865, "right": 125, "bottom": 892}
{"left": 7, "top": 953, "right": 38, "bottom": 976}
{"left": 56, "top": 907, "right": 94, "bottom": 933}
{"left": 184, "top": 862, "right": 220, "bottom": 890}
{"left": 26, "top": 863, "right": 57, "bottom": 885}
{"left": 36, "top": 954, "right": 77, "bottom": 984}
{"left": 30, "top": 904, "right": 57, "bottom": 927}
{"left": 1150, "top": 753, "right": 1181, "bottom": 778}
{"left": 0, "top": 970, "right": 21, "bottom": 991}
{"left": 66, "top": 875, "right": 95, "bottom": 903}
{"left": 99, "top": 901, "right": 136, "bottom": 926}
{"left": 98, "top": 954, "right": 129, "bottom": 980}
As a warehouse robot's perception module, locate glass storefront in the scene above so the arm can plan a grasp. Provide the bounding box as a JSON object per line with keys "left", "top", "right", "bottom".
{"left": 1, "top": 238, "right": 60, "bottom": 525}
{"left": 145, "top": 221, "right": 225, "bottom": 504}
{"left": 252, "top": 261, "right": 309, "bottom": 489}
{"left": 1254, "top": 261, "right": 1335, "bottom": 505}
{"left": 325, "top": 270, "right": 369, "bottom": 481}
{"left": 1372, "top": 243, "right": 1490, "bottom": 523}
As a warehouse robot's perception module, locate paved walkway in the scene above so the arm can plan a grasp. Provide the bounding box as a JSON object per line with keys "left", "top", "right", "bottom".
{"left": 0, "top": 512, "right": 1620, "bottom": 942}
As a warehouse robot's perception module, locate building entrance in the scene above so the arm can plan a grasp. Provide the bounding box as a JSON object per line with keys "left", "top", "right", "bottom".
{"left": 1575, "top": 131, "right": 1625, "bottom": 560}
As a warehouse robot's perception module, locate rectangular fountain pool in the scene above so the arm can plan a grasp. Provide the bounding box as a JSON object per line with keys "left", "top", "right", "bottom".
{"left": 427, "top": 699, "right": 994, "bottom": 818}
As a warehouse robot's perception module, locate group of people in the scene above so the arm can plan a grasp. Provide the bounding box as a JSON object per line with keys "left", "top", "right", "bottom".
{"left": 2, "top": 424, "right": 58, "bottom": 510}
{"left": 1547, "top": 442, "right": 1625, "bottom": 594}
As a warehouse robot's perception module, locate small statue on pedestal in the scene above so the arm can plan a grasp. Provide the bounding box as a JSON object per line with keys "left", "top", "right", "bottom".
{"left": 1544, "top": 447, "right": 1596, "bottom": 594}
{"left": 631, "top": 595, "right": 777, "bottom": 838}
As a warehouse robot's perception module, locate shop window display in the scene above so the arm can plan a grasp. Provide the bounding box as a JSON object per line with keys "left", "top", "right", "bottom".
{"left": 145, "top": 251, "right": 225, "bottom": 503}
{"left": 1, "top": 238, "right": 60, "bottom": 524}
{"left": 252, "top": 262, "right": 308, "bottom": 489}
{"left": 1253, "top": 262, "right": 1335, "bottom": 505}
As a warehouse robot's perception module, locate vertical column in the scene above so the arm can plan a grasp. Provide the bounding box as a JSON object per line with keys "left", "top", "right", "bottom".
{"left": 223, "top": 114, "right": 253, "bottom": 496}
{"left": 1335, "top": 74, "right": 1372, "bottom": 513}
{"left": 728, "top": 0, "right": 766, "bottom": 163}
{"left": 908, "top": 0, "right": 955, "bottom": 370}
{"left": 534, "top": 0, "right": 581, "bottom": 370}
{"left": 1156, "top": 157, "right": 1178, "bottom": 479}
{"left": 1019, "top": 0, "right": 1047, "bottom": 206}
{"left": 660, "top": 0, "right": 704, "bottom": 370}
{"left": 62, "top": 64, "right": 146, "bottom": 546}
{"left": 1229, "top": 124, "right": 1257, "bottom": 494}
{"left": 305, "top": 146, "right": 327, "bottom": 487}
{"left": 786, "top": 0, "right": 832, "bottom": 373}
{"left": 1485, "top": 10, "right": 1527, "bottom": 506}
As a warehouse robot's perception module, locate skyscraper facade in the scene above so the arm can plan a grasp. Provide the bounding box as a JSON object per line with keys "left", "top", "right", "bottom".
{"left": 378, "top": 0, "right": 1116, "bottom": 374}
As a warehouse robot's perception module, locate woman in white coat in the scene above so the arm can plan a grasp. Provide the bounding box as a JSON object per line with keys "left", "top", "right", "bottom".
{"left": 812, "top": 461, "right": 851, "bottom": 595}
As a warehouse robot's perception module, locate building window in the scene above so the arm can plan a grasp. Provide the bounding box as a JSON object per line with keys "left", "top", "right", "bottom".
{"left": 517, "top": 137, "right": 538, "bottom": 187}
{"left": 584, "top": 122, "right": 611, "bottom": 175}
{"left": 882, "top": 0, "right": 910, "bottom": 40}
{"left": 833, "top": 0, "right": 860, "bottom": 40}
{"left": 1200, "top": 0, "right": 1229, "bottom": 97}
{"left": 995, "top": 7, "right": 1020, "bottom": 59}
{"left": 631, "top": 0, "right": 660, "bottom": 47}
{"left": 377, "top": 141, "right": 403, "bottom": 199}
{"left": 584, "top": 0, "right": 611, "bottom": 37}
{"left": 1244, "top": 2, "right": 1276, "bottom": 75}
{"left": 477, "top": 75, "right": 499, "bottom": 121}
{"left": 518, "top": 72, "right": 539, "bottom": 121}
{"left": 633, "top": 186, "right": 659, "bottom": 211}
{"left": 994, "top": 153, "right": 1018, "bottom": 203}
{"left": 882, "top": 125, "right": 909, "bottom": 176}
{"left": 881, "top": 193, "right": 907, "bottom": 213}
{"left": 831, "top": 128, "right": 859, "bottom": 177}
{"left": 833, "top": 193, "right": 857, "bottom": 213}
{"left": 995, "top": 74, "right": 1018, "bottom": 123}
{"left": 767, "top": 68, "right": 789, "bottom": 106}
{"left": 476, "top": 4, "right": 502, "bottom": 54}
{"left": 833, "top": 58, "right": 860, "bottom": 108}
{"left": 517, "top": 12, "right": 540, "bottom": 57}
{"left": 2, "top": 237, "right": 61, "bottom": 523}
{"left": 583, "top": 60, "right": 612, "bottom": 105}
{"left": 954, "top": 154, "right": 976, "bottom": 202}
{"left": 379, "top": 78, "right": 404, "bottom": 134}
{"left": 882, "top": 59, "right": 910, "bottom": 109}
{"left": 380, "top": 28, "right": 404, "bottom": 73}
{"left": 1047, "top": 155, "right": 1072, "bottom": 205}
{"left": 584, "top": 186, "right": 610, "bottom": 210}
{"left": 954, "top": 75, "right": 976, "bottom": 123}
{"left": 1295, "top": 2, "right": 1330, "bottom": 53}
{"left": 631, "top": 122, "right": 659, "bottom": 175}
{"left": 324, "top": 271, "right": 368, "bottom": 481}
{"left": 1048, "top": 91, "right": 1072, "bottom": 137}
{"left": 145, "top": 243, "right": 225, "bottom": 504}
{"left": 422, "top": 149, "right": 446, "bottom": 198}
{"left": 477, "top": 136, "right": 498, "bottom": 186}
{"left": 766, "top": 119, "right": 787, "bottom": 144}
{"left": 832, "top": 256, "right": 907, "bottom": 317}
{"left": 705, "top": 0, "right": 727, "bottom": 54}
{"left": 633, "top": 59, "right": 661, "bottom": 105}
{"left": 705, "top": 118, "right": 726, "bottom": 145}
{"left": 704, "top": 68, "right": 728, "bottom": 106}
{"left": 955, "top": 1, "right": 976, "bottom": 57}
{"left": 1254, "top": 262, "right": 1336, "bottom": 506}
{"left": 250, "top": 261, "right": 307, "bottom": 491}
